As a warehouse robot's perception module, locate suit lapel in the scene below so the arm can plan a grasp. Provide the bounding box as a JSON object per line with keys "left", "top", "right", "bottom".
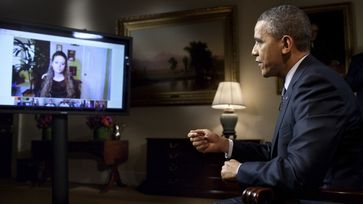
{"left": 270, "top": 87, "right": 291, "bottom": 157}
{"left": 270, "top": 55, "right": 314, "bottom": 157}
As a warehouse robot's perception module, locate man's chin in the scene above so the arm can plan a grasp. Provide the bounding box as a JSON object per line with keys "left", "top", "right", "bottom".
{"left": 261, "top": 69, "right": 278, "bottom": 78}
{"left": 261, "top": 70, "right": 271, "bottom": 78}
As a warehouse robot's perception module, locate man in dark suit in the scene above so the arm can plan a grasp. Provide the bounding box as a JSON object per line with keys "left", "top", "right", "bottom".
{"left": 188, "top": 5, "right": 363, "bottom": 204}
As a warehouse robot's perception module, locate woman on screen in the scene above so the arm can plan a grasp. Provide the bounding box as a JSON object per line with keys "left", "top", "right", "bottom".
{"left": 40, "top": 51, "right": 76, "bottom": 98}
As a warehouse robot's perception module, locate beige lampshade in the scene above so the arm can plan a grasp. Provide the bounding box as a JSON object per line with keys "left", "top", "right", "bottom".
{"left": 212, "top": 81, "right": 246, "bottom": 110}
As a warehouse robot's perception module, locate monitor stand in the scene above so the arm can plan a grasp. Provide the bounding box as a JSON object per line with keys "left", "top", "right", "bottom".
{"left": 52, "top": 114, "right": 69, "bottom": 204}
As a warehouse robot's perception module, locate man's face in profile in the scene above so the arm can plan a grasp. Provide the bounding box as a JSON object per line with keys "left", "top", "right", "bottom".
{"left": 251, "top": 21, "right": 285, "bottom": 78}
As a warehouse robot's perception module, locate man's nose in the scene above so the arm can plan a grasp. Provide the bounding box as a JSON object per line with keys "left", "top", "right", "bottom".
{"left": 251, "top": 45, "right": 258, "bottom": 56}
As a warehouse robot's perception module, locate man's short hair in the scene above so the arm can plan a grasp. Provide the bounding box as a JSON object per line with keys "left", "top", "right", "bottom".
{"left": 258, "top": 5, "right": 312, "bottom": 51}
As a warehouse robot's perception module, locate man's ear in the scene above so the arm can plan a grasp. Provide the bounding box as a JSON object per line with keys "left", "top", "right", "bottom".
{"left": 281, "top": 35, "right": 293, "bottom": 54}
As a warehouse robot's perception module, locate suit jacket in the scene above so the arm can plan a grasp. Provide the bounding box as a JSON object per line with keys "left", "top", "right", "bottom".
{"left": 232, "top": 55, "right": 363, "bottom": 192}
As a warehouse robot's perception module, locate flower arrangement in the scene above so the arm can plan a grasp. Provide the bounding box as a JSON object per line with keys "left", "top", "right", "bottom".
{"left": 35, "top": 114, "right": 53, "bottom": 129}
{"left": 86, "top": 115, "right": 113, "bottom": 129}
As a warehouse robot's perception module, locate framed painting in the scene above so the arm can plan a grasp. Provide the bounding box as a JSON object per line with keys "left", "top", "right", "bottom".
{"left": 304, "top": 2, "right": 353, "bottom": 75}
{"left": 117, "top": 6, "right": 238, "bottom": 106}
{"left": 277, "top": 2, "right": 353, "bottom": 94}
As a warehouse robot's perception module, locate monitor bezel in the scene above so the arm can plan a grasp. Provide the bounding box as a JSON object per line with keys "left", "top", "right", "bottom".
{"left": 0, "top": 20, "right": 132, "bottom": 115}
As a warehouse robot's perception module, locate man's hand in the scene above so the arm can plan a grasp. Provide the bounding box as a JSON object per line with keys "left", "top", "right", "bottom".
{"left": 221, "top": 159, "right": 241, "bottom": 181}
{"left": 187, "top": 129, "right": 229, "bottom": 153}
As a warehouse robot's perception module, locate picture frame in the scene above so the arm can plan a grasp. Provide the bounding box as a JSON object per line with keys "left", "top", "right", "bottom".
{"left": 304, "top": 2, "right": 353, "bottom": 75}
{"left": 276, "top": 2, "right": 353, "bottom": 94}
{"left": 117, "top": 6, "right": 238, "bottom": 106}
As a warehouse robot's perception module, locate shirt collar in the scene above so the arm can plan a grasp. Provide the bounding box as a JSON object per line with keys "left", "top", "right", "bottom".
{"left": 284, "top": 54, "right": 309, "bottom": 90}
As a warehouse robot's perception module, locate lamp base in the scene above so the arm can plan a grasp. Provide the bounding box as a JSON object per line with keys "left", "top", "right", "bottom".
{"left": 220, "top": 111, "right": 238, "bottom": 140}
{"left": 223, "top": 134, "right": 236, "bottom": 140}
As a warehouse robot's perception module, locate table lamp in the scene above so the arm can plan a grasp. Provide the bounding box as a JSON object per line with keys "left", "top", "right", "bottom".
{"left": 212, "top": 81, "right": 246, "bottom": 139}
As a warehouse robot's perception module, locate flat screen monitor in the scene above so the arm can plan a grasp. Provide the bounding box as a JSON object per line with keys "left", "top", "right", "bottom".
{"left": 0, "top": 20, "right": 131, "bottom": 115}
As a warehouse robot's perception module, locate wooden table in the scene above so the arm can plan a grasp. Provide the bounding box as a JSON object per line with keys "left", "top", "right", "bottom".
{"left": 31, "top": 140, "right": 128, "bottom": 192}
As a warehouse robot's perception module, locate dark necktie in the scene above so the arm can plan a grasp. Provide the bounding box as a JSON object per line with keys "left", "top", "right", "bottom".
{"left": 279, "top": 87, "right": 287, "bottom": 111}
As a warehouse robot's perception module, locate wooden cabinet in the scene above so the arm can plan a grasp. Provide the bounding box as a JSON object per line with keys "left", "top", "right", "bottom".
{"left": 137, "top": 138, "right": 244, "bottom": 199}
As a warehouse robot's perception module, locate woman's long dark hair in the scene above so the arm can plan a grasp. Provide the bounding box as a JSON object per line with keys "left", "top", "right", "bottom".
{"left": 40, "top": 51, "right": 75, "bottom": 98}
